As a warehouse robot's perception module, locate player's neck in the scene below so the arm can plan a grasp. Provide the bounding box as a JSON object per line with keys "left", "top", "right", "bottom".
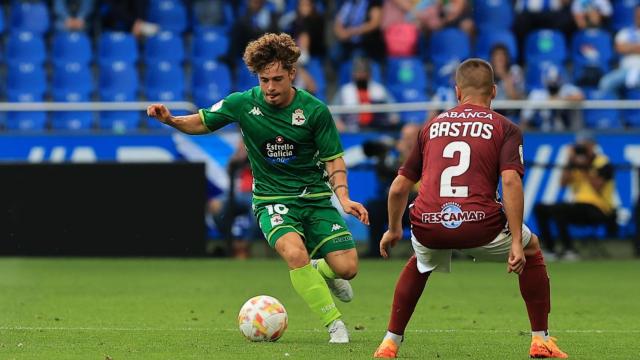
{"left": 279, "top": 87, "right": 297, "bottom": 108}
{"left": 459, "top": 97, "right": 491, "bottom": 109}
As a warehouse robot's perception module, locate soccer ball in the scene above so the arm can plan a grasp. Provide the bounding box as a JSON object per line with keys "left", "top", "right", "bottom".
{"left": 238, "top": 295, "right": 288, "bottom": 342}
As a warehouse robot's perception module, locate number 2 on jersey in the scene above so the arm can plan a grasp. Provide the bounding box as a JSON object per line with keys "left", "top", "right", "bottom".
{"left": 440, "top": 141, "right": 470, "bottom": 197}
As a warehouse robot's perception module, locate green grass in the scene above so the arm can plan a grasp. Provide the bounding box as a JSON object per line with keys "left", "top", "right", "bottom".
{"left": 0, "top": 258, "right": 639, "bottom": 359}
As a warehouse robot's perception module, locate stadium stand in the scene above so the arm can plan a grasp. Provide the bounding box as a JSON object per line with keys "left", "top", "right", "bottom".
{"left": 144, "top": 31, "right": 185, "bottom": 66}
{"left": 51, "top": 31, "right": 93, "bottom": 67}
{"left": 9, "top": 0, "right": 49, "bottom": 35}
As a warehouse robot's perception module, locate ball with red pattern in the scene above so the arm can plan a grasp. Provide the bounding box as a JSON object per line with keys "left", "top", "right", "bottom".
{"left": 238, "top": 295, "right": 288, "bottom": 342}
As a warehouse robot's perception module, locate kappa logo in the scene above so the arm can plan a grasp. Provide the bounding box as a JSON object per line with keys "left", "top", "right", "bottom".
{"left": 292, "top": 108, "right": 306, "bottom": 125}
{"left": 249, "top": 106, "right": 264, "bottom": 116}
{"left": 331, "top": 223, "right": 343, "bottom": 232}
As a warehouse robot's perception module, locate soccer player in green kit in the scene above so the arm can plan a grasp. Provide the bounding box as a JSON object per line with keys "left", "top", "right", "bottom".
{"left": 147, "top": 33, "right": 369, "bottom": 343}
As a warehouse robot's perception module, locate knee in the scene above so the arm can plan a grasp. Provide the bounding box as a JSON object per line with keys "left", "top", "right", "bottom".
{"left": 333, "top": 262, "right": 358, "bottom": 280}
{"left": 284, "top": 248, "right": 310, "bottom": 269}
{"left": 524, "top": 234, "right": 542, "bottom": 255}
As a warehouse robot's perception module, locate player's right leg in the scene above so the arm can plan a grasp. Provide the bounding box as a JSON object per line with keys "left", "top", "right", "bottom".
{"left": 522, "top": 234, "right": 569, "bottom": 359}
{"left": 374, "top": 234, "right": 450, "bottom": 358}
{"left": 274, "top": 232, "right": 347, "bottom": 342}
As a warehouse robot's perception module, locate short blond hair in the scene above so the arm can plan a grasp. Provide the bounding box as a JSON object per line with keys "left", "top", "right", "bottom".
{"left": 243, "top": 33, "right": 301, "bottom": 74}
{"left": 455, "top": 58, "right": 495, "bottom": 97}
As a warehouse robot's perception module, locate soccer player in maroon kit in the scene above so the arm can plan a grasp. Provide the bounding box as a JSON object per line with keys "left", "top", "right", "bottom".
{"left": 373, "top": 59, "right": 569, "bottom": 359}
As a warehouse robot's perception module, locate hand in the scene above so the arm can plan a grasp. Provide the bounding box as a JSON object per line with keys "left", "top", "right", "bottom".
{"left": 508, "top": 242, "right": 526, "bottom": 275}
{"left": 379, "top": 229, "right": 402, "bottom": 259}
{"left": 147, "top": 104, "right": 172, "bottom": 124}
{"left": 341, "top": 199, "right": 369, "bottom": 225}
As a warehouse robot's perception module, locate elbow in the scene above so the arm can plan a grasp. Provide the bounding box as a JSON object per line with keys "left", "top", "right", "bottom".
{"left": 502, "top": 174, "right": 522, "bottom": 188}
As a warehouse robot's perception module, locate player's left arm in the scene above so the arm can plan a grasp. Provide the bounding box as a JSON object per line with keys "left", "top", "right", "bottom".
{"left": 502, "top": 169, "right": 525, "bottom": 274}
{"left": 325, "top": 157, "right": 369, "bottom": 225}
{"left": 380, "top": 174, "right": 415, "bottom": 259}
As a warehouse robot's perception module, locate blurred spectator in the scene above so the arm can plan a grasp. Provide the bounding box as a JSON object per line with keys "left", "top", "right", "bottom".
{"left": 188, "top": 0, "right": 234, "bottom": 31}
{"left": 514, "top": 0, "right": 576, "bottom": 61}
{"left": 363, "top": 123, "right": 421, "bottom": 257}
{"left": 382, "top": 0, "right": 473, "bottom": 35}
{"left": 287, "top": 0, "right": 327, "bottom": 64}
{"left": 521, "top": 65, "right": 584, "bottom": 130}
{"left": 572, "top": 0, "right": 612, "bottom": 29}
{"left": 333, "top": 0, "right": 385, "bottom": 63}
{"left": 293, "top": 65, "right": 319, "bottom": 95}
{"left": 208, "top": 138, "right": 260, "bottom": 259}
{"left": 54, "top": 0, "right": 95, "bottom": 32}
{"left": 490, "top": 44, "right": 525, "bottom": 119}
{"left": 332, "top": 57, "right": 398, "bottom": 132}
{"left": 534, "top": 134, "right": 617, "bottom": 261}
{"left": 100, "top": 0, "right": 159, "bottom": 38}
{"left": 229, "top": 0, "right": 280, "bottom": 59}
{"left": 427, "top": 60, "right": 457, "bottom": 120}
{"left": 598, "top": 6, "right": 640, "bottom": 97}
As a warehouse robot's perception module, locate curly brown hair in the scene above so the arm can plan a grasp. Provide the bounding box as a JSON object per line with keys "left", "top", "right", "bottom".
{"left": 243, "top": 33, "right": 301, "bottom": 74}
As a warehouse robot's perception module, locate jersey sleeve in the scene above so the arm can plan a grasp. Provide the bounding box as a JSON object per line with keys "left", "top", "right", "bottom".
{"left": 313, "top": 105, "right": 344, "bottom": 161}
{"left": 499, "top": 121, "right": 525, "bottom": 177}
{"left": 398, "top": 129, "right": 423, "bottom": 182}
{"left": 198, "top": 93, "right": 241, "bottom": 132}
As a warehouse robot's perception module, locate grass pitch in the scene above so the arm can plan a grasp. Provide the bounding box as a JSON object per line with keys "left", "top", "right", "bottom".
{"left": 1, "top": 257, "right": 639, "bottom": 359}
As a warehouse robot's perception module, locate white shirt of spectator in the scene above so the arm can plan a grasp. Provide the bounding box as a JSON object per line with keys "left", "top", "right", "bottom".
{"left": 616, "top": 27, "right": 640, "bottom": 69}
{"left": 571, "top": 0, "right": 612, "bottom": 16}
{"left": 522, "top": 85, "right": 584, "bottom": 130}
{"left": 516, "top": 0, "right": 563, "bottom": 13}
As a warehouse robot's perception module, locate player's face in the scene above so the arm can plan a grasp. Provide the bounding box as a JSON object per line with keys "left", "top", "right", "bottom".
{"left": 258, "top": 62, "right": 296, "bottom": 107}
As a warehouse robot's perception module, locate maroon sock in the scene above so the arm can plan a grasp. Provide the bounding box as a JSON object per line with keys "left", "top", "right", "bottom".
{"left": 388, "top": 255, "right": 431, "bottom": 335}
{"left": 518, "top": 250, "right": 550, "bottom": 331}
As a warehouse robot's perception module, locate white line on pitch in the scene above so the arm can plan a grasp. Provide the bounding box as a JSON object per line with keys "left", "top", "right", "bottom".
{"left": 1, "top": 327, "right": 639, "bottom": 334}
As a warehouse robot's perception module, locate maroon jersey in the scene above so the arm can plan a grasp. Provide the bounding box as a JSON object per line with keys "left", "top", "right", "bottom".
{"left": 399, "top": 103, "right": 524, "bottom": 249}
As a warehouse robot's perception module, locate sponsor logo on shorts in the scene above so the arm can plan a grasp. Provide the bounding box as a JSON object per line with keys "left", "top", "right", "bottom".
{"left": 331, "top": 236, "right": 352, "bottom": 244}
{"left": 421, "top": 202, "right": 486, "bottom": 229}
{"left": 270, "top": 214, "right": 284, "bottom": 227}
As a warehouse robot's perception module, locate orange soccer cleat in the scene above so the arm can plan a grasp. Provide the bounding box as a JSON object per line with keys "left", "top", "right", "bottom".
{"left": 373, "top": 338, "right": 399, "bottom": 358}
{"left": 530, "top": 335, "right": 569, "bottom": 358}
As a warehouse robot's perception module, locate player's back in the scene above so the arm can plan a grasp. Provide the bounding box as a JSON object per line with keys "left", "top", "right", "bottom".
{"left": 404, "top": 103, "right": 524, "bottom": 249}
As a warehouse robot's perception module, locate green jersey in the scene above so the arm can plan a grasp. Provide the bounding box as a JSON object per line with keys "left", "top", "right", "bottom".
{"left": 199, "top": 86, "right": 344, "bottom": 200}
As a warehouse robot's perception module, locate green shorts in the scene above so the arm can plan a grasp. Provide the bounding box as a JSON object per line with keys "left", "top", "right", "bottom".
{"left": 253, "top": 196, "right": 354, "bottom": 259}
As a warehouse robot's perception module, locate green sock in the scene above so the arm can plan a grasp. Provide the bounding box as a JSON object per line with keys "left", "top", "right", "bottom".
{"left": 314, "top": 259, "right": 337, "bottom": 280}
{"left": 290, "top": 264, "right": 341, "bottom": 327}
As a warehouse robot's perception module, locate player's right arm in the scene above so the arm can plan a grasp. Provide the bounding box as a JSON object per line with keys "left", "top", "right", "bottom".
{"left": 147, "top": 104, "right": 209, "bottom": 134}
{"left": 502, "top": 169, "right": 525, "bottom": 275}
{"left": 380, "top": 174, "right": 416, "bottom": 259}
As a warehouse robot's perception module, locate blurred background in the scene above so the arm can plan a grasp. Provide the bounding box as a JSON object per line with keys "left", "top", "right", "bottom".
{"left": 0, "top": 0, "right": 638, "bottom": 261}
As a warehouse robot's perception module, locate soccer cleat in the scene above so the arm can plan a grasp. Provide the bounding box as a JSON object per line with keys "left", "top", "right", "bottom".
{"left": 530, "top": 336, "right": 569, "bottom": 358}
{"left": 327, "top": 319, "right": 349, "bottom": 343}
{"left": 373, "top": 338, "right": 399, "bottom": 358}
{"left": 311, "top": 259, "right": 354, "bottom": 302}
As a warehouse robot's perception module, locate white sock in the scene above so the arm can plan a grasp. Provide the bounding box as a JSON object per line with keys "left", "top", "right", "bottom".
{"left": 383, "top": 331, "right": 403, "bottom": 346}
{"left": 532, "top": 330, "right": 549, "bottom": 341}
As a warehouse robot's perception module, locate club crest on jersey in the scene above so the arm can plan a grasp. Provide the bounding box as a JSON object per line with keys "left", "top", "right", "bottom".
{"left": 292, "top": 108, "right": 306, "bottom": 126}
{"left": 421, "top": 202, "right": 486, "bottom": 229}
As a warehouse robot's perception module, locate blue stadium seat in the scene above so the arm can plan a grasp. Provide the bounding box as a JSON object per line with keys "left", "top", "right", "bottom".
{"left": 191, "top": 27, "right": 229, "bottom": 65}
{"left": 431, "top": 60, "right": 458, "bottom": 90}
{"left": 475, "top": 30, "right": 518, "bottom": 61}
{"left": 97, "top": 90, "right": 141, "bottom": 132}
{"left": 51, "top": 91, "right": 94, "bottom": 131}
{"left": 235, "top": 62, "right": 258, "bottom": 92}
{"left": 337, "top": 59, "right": 383, "bottom": 86}
{"left": 7, "top": 62, "right": 47, "bottom": 100}
{"left": 5, "top": 80, "right": 47, "bottom": 132}
{"left": 0, "top": 7, "right": 5, "bottom": 34}
{"left": 52, "top": 31, "right": 93, "bottom": 67}
{"left": 473, "top": 0, "right": 514, "bottom": 32}
{"left": 525, "top": 29, "right": 567, "bottom": 64}
{"left": 144, "top": 31, "right": 185, "bottom": 65}
{"left": 148, "top": 0, "right": 188, "bottom": 34}
{"left": 52, "top": 62, "right": 94, "bottom": 97}
{"left": 6, "top": 32, "right": 46, "bottom": 66}
{"left": 571, "top": 29, "right": 613, "bottom": 85}
{"left": 386, "top": 57, "right": 427, "bottom": 91}
{"left": 9, "top": 0, "right": 50, "bottom": 34}
{"left": 144, "top": 61, "right": 185, "bottom": 101}
{"left": 303, "top": 58, "right": 327, "bottom": 101}
{"left": 191, "top": 1, "right": 234, "bottom": 33}
{"left": 99, "top": 61, "right": 139, "bottom": 100}
{"left": 191, "top": 60, "right": 232, "bottom": 108}
{"left": 612, "top": 0, "right": 639, "bottom": 31}
{"left": 428, "top": 28, "right": 471, "bottom": 67}
{"left": 390, "top": 86, "right": 428, "bottom": 123}
{"left": 584, "top": 89, "right": 622, "bottom": 129}
{"left": 525, "top": 61, "right": 569, "bottom": 90}
{"left": 623, "top": 89, "right": 640, "bottom": 127}
{"left": 98, "top": 32, "right": 138, "bottom": 65}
